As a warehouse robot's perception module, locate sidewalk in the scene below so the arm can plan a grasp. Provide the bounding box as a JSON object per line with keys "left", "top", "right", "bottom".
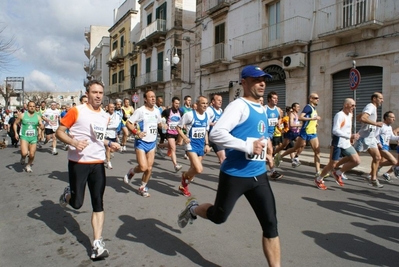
{"left": 282, "top": 146, "right": 383, "bottom": 175}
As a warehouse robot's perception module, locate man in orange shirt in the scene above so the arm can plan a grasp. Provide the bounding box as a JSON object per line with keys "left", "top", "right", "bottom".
{"left": 56, "top": 80, "right": 120, "bottom": 260}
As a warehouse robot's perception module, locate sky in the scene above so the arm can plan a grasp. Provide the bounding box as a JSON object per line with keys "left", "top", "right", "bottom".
{"left": 0, "top": 0, "right": 123, "bottom": 92}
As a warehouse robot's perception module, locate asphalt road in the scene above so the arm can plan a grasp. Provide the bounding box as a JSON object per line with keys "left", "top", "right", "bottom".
{"left": 0, "top": 132, "right": 398, "bottom": 267}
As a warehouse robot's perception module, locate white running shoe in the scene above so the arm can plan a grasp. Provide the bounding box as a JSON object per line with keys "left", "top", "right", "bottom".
{"left": 91, "top": 238, "right": 109, "bottom": 260}
{"left": 178, "top": 198, "right": 198, "bottom": 228}
{"left": 122, "top": 145, "right": 127, "bottom": 151}
{"left": 341, "top": 173, "right": 348, "bottom": 180}
{"left": 59, "top": 186, "right": 70, "bottom": 208}
{"left": 25, "top": 165, "right": 32, "bottom": 173}
{"left": 52, "top": 149, "right": 58, "bottom": 155}
{"left": 107, "top": 161, "right": 113, "bottom": 169}
{"left": 174, "top": 164, "right": 182, "bottom": 172}
{"left": 123, "top": 168, "right": 134, "bottom": 184}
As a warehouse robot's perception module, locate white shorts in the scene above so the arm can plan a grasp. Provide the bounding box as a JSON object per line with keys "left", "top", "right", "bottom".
{"left": 354, "top": 137, "right": 378, "bottom": 152}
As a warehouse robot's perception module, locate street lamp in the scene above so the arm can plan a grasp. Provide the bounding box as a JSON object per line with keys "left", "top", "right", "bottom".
{"left": 164, "top": 47, "right": 180, "bottom": 69}
{"left": 164, "top": 47, "right": 180, "bottom": 99}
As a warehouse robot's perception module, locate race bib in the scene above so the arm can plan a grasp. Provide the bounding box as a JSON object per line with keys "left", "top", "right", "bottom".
{"left": 245, "top": 137, "right": 267, "bottom": 161}
{"left": 369, "top": 125, "right": 376, "bottom": 133}
{"left": 169, "top": 121, "right": 178, "bottom": 130}
{"left": 268, "top": 118, "right": 278, "bottom": 127}
{"left": 91, "top": 123, "right": 106, "bottom": 141}
{"left": 191, "top": 127, "right": 206, "bottom": 139}
{"left": 148, "top": 125, "right": 158, "bottom": 136}
{"left": 25, "top": 129, "right": 36, "bottom": 137}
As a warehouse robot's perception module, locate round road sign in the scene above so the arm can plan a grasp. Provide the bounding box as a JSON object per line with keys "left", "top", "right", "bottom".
{"left": 132, "top": 93, "right": 139, "bottom": 103}
{"left": 349, "top": 68, "right": 361, "bottom": 90}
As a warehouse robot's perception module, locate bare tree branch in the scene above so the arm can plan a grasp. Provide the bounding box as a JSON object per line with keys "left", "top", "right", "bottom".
{"left": 0, "top": 23, "right": 19, "bottom": 74}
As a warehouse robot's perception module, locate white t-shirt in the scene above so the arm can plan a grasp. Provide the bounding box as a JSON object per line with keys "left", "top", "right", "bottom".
{"left": 128, "top": 106, "right": 161, "bottom": 143}
{"left": 358, "top": 103, "right": 377, "bottom": 138}
{"left": 43, "top": 108, "right": 61, "bottom": 130}
{"left": 332, "top": 111, "right": 352, "bottom": 149}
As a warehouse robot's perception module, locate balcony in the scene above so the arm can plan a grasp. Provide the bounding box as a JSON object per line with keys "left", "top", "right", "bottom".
{"left": 317, "top": 0, "right": 385, "bottom": 39}
{"left": 84, "top": 27, "right": 90, "bottom": 43}
{"left": 232, "top": 16, "right": 311, "bottom": 59}
{"left": 91, "top": 61, "right": 102, "bottom": 77}
{"left": 200, "top": 43, "right": 229, "bottom": 69}
{"left": 137, "top": 70, "right": 165, "bottom": 87}
{"left": 83, "top": 61, "right": 89, "bottom": 72}
{"left": 107, "top": 83, "right": 124, "bottom": 95}
{"left": 136, "top": 19, "right": 167, "bottom": 48}
{"left": 206, "top": 0, "right": 232, "bottom": 20}
{"left": 84, "top": 46, "right": 90, "bottom": 58}
{"left": 106, "top": 48, "right": 125, "bottom": 66}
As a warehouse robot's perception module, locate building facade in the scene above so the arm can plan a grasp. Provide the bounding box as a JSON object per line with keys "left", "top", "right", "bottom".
{"left": 195, "top": 0, "right": 399, "bottom": 147}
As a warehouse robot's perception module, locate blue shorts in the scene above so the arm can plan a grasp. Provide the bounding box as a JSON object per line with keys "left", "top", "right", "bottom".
{"left": 284, "top": 131, "right": 299, "bottom": 141}
{"left": 299, "top": 132, "right": 317, "bottom": 141}
{"left": 331, "top": 145, "right": 357, "bottom": 161}
{"left": 381, "top": 144, "right": 390, "bottom": 151}
{"left": 135, "top": 139, "right": 156, "bottom": 153}
{"left": 187, "top": 148, "right": 205, "bottom": 157}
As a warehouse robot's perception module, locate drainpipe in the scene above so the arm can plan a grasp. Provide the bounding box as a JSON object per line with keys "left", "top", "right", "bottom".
{"left": 307, "top": 0, "right": 317, "bottom": 96}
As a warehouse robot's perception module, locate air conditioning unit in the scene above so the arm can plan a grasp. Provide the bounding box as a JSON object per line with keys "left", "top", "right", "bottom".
{"left": 282, "top": 53, "right": 306, "bottom": 70}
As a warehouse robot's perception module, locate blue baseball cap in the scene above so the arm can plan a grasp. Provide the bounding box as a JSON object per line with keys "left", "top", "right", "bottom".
{"left": 241, "top": 65, "right": 272, "bottom": 79}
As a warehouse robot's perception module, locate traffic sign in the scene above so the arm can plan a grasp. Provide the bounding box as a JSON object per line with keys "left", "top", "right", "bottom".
{"left": 349, "top": 68, "right": 361, "bottom": 90}
{"left": 132, "top": 93, "right": 139, "bottom": 103}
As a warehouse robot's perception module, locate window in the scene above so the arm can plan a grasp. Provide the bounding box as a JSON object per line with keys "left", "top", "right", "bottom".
{"left": 147, "top": 13, "right": 152, "bottom": 25}
{"left": 112, "top": 73, "right": 118, "bottom": 84}
{"left": 214, "top": 23, "right": 225, "bottom": 60}
{"left": 120, "top": 35, "right": 125, "bottom": 48}
{"left": 146, "top": 57, "right": 151, "bottom": 73}
{"left": 268, "top": 1, "right": 281, "bottom": 41}
{"left": 157, "top": 52, "right": 164, "bottom": 81}
{"left": 112, "top": 40, "right": 118, "bottom": 50}
{"left": 156, "top": 2, "right": 167, "bottom": 20}
{"left": 118, "top": 70, "right": 124, "bottom": 83}
{"left": 342, "top": 0, "right": 367, "bottom": 28}
{"left": 131, "top": 64, "right": 137, "bottom": 89}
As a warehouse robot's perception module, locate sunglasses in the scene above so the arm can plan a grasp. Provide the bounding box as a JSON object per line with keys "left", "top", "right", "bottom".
{"left": 312, "top": 97, "right": 319, "bottom": 100}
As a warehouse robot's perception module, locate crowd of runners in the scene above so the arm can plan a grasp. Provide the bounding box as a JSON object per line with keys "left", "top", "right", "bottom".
{"left": 2, "top": 65, "right": 399, "bottom": 265}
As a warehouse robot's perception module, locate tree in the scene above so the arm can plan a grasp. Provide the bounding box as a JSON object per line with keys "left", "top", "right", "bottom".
{"left": 23, "top": 91, "right": 52, "bottom": 104}
{"left": 0, "top": 24, "right": 18, "bottom": 74}
{"left": 0, "top": 83, "right": 18, "bottom": 109}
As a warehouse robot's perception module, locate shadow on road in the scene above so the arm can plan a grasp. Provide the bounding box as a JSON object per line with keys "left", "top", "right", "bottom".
{"left": 303, "top": 230, "right": 399, "bottom": 266}
{"left": 27, "top": 200, "right": 92, "bottom": 257}
{"left": 116, "top": 215, "right": 220, "bottom": 267}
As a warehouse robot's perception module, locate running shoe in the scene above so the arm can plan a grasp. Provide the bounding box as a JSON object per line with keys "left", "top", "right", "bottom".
{"left": 332, "top": 171, "right": 344, "bottom": 186}
{"left": 37, "top": 142, "right": 42, "bottom": 149}
{"left": 179, "top": 185, "right": 192, "bottom": 197}
{"left": 64, "top": 144, "right": 68, "bottom": 151}
{"left": 52, "top": 149, "right": 58, "bottom": 155}
{"left": 314, "top": 171, "right": 320, "bottom": 178}
{"left": 138, "top": 186, "right": 150, "bottom": 197}
{"left": 20, "top": 157, "right": 26, "bottom": 165}
{"left": 107, "top": 161, "right": 113, "bottom": 169}
{"left": 177, "top": 198, "right": 198, "bottom": 228}
{"left": 122, "top": 145, "right": 127, "bottom": 152}
{"left": 184, "top": 154, "right": 188, "bottom": 160}
{"left": 25, "top": 165, "right": 32, "bottom": 173}
{"left": 270, "top": 171, "right": 283, "bottom": 180}
{"left": 91, "top": 237, "right": 109, "bottom": 260}
{"left": 291, "top": 160, "right": 301, "bottom": 168}
{"left": 394, "top": 167, "right": 399, "bottom": 178}
{"left": 174, "top": 164, "right": 182, "bottom": 172}
{"left": 382, "top": 173, "right": 392, "bottom": 183}
{"left": 274, "top": 152, "right": 282, "bottom": 167}
{"left": 123, "top": 168, "right": 134, "bottom": 184}
{"left": 314, "top": 178, "right": 327, "bottom": 190}
{"left": 59, "top": 186, "right": 70, "bottom": 208}
{"left": 341, "top": 173, "right": 348, "bottom": 180}
{"left": 370, "top": 179, "right": 384, "bottom": 188}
